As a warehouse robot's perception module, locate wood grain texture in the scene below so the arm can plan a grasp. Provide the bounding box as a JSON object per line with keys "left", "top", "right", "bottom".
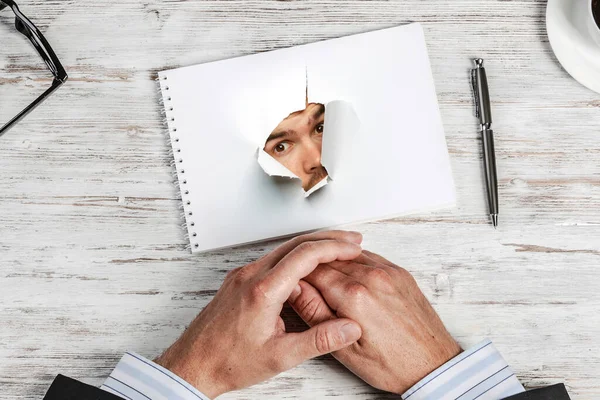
{"left": 1, "top": 0, "right": 599, "bottom": 398}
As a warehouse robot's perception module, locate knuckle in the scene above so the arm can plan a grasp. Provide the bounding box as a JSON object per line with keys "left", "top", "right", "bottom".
{"left": 281, "top": 235, "right": 303, "bottom": 252}
{"left": 315, "top": 327, "right": 342, "bottom": 354}
{"left": 266, "top": 355, "right": 288, "bottom": 373}
{"left": 232, "top": 267, "right": 251, "bottom": 285}
{"left": 247, "top": 280, "right": 269, "bottom": 303}
{"left": 397, "top": 267, "right": 417, "bottom": 284}
{"left": 345, "top": 282, "right": 370, "bottom": 305}
{"left": 366, "top": 266, "right": 390, "bottom": 282}
{"left": 366, "top": 268, "right": 394, "bottom": 290}
{"left": 225, "top": 266, "right": 242, "bottom": 281}
{"left": 298, "top": 296, "right": 323, "bottom": 324}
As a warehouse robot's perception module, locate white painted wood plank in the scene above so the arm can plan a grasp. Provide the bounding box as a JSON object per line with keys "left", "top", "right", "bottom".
{"left": 1, "top": 0, "right": 599, "bottom": 398}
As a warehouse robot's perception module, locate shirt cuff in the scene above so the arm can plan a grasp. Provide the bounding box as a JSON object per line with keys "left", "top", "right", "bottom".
{"left": 100, "top": 352, "right": 211, "bottom": 400}
{"left": 401, "top": 339, "right": 525, "bottom": 400}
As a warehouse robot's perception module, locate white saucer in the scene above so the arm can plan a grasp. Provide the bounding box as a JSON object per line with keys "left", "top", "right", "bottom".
{"left": 547, "top": 0, "right": 600, "bottom": 94}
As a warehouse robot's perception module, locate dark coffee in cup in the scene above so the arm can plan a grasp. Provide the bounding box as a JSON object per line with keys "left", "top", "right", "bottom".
{"left": 593, "top": 0, "right": 600, "bottom": 30}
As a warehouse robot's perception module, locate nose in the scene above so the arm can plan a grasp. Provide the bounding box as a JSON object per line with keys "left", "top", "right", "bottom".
{"left": 302, "top": 139, "right": 322, "bottom": 174}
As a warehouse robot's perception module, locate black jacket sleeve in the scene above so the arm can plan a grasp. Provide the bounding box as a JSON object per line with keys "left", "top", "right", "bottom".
{"left": 502, "top": 384, "right": 571, "bottom": 400}
{"left": 43, "top": 375, "right": 122, "bottom": 400}
{"left": 43, "top": 374, "right": 570, "bottom": 400}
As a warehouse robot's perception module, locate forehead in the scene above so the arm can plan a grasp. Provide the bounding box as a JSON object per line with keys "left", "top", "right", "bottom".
{"left": 274, "top": 103, "right": 324, "bottom": 131}
{"left": 287, "top": 103, "right": 323, "bottom": 118}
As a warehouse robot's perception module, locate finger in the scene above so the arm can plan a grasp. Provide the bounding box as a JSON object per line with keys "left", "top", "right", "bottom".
{"left": 277, "top": 318, "right": 361, "bottom": 368}
{"left": 362, "top": 250, "right": 400, "bottom": 270}
{"left": 355, "top": 252, "right": 402, "bottom": 275}
{"left": 258, "top": 231, "right": 363, "bottom": 268}
{"left": 325, "top": 259, "right": 377, "bottom": 278}
{"left": 353, "top": 253, "right": 383, "bottom": 267}
{"left": 288, "top": 280, "right": 336, "bottom": 327}
{"left": 261, "top": 240, "right": 362, "bottom": 303}
{"left": 303, "top": 264, "right": 354, "bottom": 311}
{"left": 325, "top": 258, "right": 399, "bottom": 284}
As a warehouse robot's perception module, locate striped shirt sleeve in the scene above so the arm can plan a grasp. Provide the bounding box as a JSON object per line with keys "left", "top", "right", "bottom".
{"left": 401, "top": 339, "right": 525, "bottom": 400}
{"left": 100, "top": 352, "right": 211, "bottom": 400}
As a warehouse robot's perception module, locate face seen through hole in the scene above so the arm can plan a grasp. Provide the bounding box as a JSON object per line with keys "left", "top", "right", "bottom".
{"left": 263, "top": 103, "right": 328, "bottom": 191}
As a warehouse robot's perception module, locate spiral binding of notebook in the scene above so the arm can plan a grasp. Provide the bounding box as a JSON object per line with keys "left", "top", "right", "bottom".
{"left": 156, "top": 73, "right": 198, "bottom": 251}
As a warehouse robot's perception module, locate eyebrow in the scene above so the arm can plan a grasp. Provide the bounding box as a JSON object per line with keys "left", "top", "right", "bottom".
{"left": 310, "top": 104, "right": 325, "bottom": 122}
{"left": 265, "top": 129, "right": 296, "bottom": 143}
{"left": 265, "top": 104, "right": 325, "bottom": 143}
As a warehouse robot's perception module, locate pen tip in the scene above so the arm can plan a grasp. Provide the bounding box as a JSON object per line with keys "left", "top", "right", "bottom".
{"left": 491, "top": 214, "right": 498, "bottom": 228}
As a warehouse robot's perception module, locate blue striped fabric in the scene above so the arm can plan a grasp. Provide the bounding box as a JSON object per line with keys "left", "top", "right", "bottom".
{"left": 402, "top": 339, "right": 524, "bottom": 400}
{"left": 100, "top": 340, "right": 522, "bottom": 400}
{"left": 100, "top": 352, "right": 211, "bottom": 400}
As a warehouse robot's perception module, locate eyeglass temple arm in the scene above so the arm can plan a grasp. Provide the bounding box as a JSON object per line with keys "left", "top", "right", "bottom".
{"left": 0, "top": 79, "right": 64, "bottom": 137}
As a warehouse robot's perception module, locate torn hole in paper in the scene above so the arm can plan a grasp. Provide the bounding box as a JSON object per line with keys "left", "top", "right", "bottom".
{"left": 257, "top": 69, "right": 360, "bottom": 197}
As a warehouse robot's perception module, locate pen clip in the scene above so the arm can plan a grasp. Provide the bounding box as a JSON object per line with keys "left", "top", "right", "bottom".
{"left": 470, "top": 68, "right": 480, "bottom": 119}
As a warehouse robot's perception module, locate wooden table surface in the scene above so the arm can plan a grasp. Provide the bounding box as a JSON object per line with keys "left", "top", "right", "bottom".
{"left": 1, "top": 0, "right": 599, "bottom": 399}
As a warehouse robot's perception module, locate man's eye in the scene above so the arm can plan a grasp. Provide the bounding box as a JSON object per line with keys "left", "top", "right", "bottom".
{"left": 274, "top": 142, "right": 290, "bottom": 153}
{"left": 315, "top": 123, "right": 324, "bottom": 134}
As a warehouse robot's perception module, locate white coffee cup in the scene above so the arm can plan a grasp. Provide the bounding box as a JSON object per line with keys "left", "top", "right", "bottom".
{"left": 546, "top": 0, "right": 600, "bottom": 93}
{"left": 587, "top": 0, "right": 600, "bottom": 46}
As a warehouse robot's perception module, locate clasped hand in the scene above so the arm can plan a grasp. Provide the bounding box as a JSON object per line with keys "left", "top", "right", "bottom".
{"left": 155, "top": 231, "right": 460, "bottom": 398}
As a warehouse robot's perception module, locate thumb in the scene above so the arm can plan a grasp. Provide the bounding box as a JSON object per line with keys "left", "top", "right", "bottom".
{"left": 280, "top": 319, "right": 362, "bottom": 367}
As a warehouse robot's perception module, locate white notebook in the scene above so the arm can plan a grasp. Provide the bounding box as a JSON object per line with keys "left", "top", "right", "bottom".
{"left": 158, "top": 23, "right": 455, "bottom": 253}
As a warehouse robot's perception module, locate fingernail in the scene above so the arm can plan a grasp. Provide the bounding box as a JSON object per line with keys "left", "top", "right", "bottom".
{"left": 340, "top": 323, "right": 361, "bottom": 343}
{"left": 290, "top": 284, "right": 301, "bottom": 300}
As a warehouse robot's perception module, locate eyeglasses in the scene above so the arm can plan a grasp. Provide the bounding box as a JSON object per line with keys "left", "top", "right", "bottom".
{"left": 0, "top": 0, "right": 68, "bottom": 137}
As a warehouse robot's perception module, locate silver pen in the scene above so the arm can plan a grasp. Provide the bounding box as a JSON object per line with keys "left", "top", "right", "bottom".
{"left": 471, "top": 58, "right": 499, "bottom": 228}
